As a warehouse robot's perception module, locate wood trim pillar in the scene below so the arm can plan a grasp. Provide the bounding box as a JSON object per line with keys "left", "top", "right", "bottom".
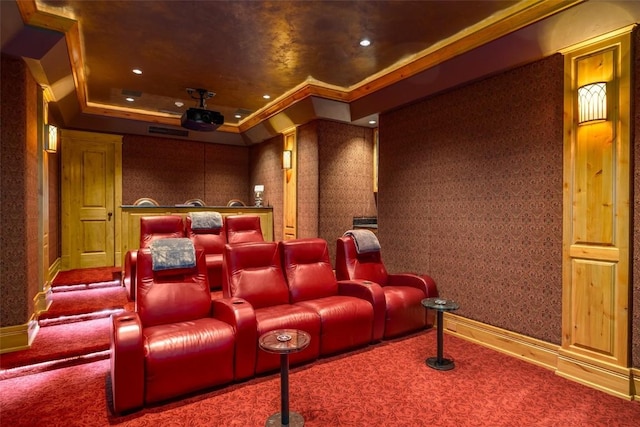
{"left": 559, "top": 26, "right": 634, "bottom": 399}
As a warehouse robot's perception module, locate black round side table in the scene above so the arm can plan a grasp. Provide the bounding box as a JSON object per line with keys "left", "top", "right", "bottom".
{"left": 421, "top": 297, "right": 459, "bottom": 371}
{"left": 259, "top": 329, "right": 311, "bottom": 426}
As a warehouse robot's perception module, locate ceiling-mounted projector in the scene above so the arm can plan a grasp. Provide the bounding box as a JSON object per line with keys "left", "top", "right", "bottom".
{"left": 181, "top": 108, "right": 224, "bottom": 131}
{"left": 181, "top": 88, "right": 224, "bottom": 132}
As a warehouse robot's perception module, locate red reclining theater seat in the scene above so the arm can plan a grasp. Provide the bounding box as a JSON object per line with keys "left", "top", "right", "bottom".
{"left": 185, "top": 212, "right": 226, "bottom": 293}
{"left": 280, "top": 238, "right": 386, "bottom": 355}
{"left": 335, "top": 230, "right": 439, "bottom": 339}
{"left": 123, "top": 215, "right": 185, "bottom": 301}
{"left": 224, "top": 215, "right": 264, "bottom": 244}
{"left": 218, "top": 241, "right": 321, "bottom": 379}
{"left": 110, "top": 238, "right": 236, "bottom": 413}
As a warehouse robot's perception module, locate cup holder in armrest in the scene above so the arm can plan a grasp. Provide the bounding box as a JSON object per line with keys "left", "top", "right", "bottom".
{"left": 118, "top": 316, "right": 135, "bottom": 322}
{"left": 232, "top": 300, "right": 245, "bottom": 305}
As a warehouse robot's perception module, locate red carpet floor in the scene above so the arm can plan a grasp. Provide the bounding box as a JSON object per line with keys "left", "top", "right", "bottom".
{"left": 52, "top": 266, "right": 121, "bottom": 287}
{"left": 39, "top": 286, "right": 128, "bottom": 321}
{"left": 1, "top": 332, "right": 638, "bottom": 426}
{"left": 0, "top": 317, "right": 111, "bottom": 372}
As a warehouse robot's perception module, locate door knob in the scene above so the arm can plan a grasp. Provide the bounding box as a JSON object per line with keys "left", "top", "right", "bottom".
{"left": 108, "top": 212, "right": 113, "bottom": 221}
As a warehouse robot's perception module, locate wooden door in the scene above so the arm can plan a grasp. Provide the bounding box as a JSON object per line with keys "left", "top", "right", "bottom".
{"left": 61, "top": 130, "right": 122, "bottom": 269}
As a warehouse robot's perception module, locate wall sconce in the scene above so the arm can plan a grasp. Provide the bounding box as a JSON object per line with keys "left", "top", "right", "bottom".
{"left": 45, "top": 124, "right": 58, "bottom": 153}
{"left": 577, "top": 82, "right": 607, "bottom": 124}
{"left": 254, "top": 184, "right": 264, "bottom": 207}
{"left": 282, "top": 150, "right": 292, "bottom": 170}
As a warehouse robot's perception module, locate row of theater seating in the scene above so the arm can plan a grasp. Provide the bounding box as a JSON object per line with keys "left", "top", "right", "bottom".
{"left": 111, "top": 217, "right": 438, "bottom": 414}
{"left": 123, "top": 214, "right": 264, "bottom": 301}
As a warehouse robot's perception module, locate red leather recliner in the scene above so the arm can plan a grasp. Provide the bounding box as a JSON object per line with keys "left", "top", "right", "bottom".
{"left": 220, "top": 241, "right": 321, "bottom": 376}
{"left": 185, "top": 214, "right": 226, "bottom": 293}
{"left": 335, "top": 231, "right": 438, "bottom": 338}
{"left": 123, "top": 215, "right": 184, "bottom": 301}
{"left": 110, "top": 240, "right": 235, "bottom": 414}
{"left": 280, "top": 238, "right": 386, "bottom": 355}
{"left": 224, "top": 215, "right": 264, "bottom": 244}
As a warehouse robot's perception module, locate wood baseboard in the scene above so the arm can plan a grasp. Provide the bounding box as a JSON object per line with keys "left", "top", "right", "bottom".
{"left": 0, "top": 318, "right": 39, "bottom": 354}
{"left": 443, "top": 313, "right": 636, "bottom": 400}
{"left": 48, "top": 257, "right": 61, "bottom": 283}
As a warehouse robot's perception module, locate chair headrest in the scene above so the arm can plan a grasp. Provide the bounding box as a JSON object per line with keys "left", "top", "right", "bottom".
{"left": 343, "top": 229, "right": 381, "bottom": 254}
{"left": 150, "top": 238, "right": 196, "bottom": 272}
{"left": 189, "top": 211, "right": 223, "bottom": 231}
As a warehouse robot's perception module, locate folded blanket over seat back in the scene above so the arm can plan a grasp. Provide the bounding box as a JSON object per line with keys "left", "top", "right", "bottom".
{"left": 190, "top": 211, "right": 223, "bottom": 231}
{"left": 150, "top": 238, "right": 196, "bottom": 271}
{"left": 344, "top": 229, "right": 381, "bottom": 254}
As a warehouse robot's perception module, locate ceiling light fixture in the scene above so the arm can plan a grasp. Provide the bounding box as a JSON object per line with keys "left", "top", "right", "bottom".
{"left": 175, "top": 101, "right": 184, "bottom": 108}
{"left": 263, "top": 94, "right": 271, "bottom": 100}
{"left": 132, "top": 69, "right": 142, "bottom": 75}
{"left": 369, "top": 120, "right": 377, "bottom": 125}
{"left": 360, "top": 39, "right": 371, "bottom": 47}
{"left": 125, "top": 97, "right": 135, "bottom": 102}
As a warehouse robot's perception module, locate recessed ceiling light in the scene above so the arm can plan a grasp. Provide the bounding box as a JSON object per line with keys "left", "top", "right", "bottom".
{"left": 174, "top": 101, "right": 184, "bottom": 107}
{"left": 235, "top": 114, "right": 242, "bottom": 119}
{"left": 369, "top": 120, "right": 377, "bottom": 125}
{"left": 132, "top": 69, "right": 142, "bottom": 75}
{"left": 125, "top": 97, "right": 135, "bottom": 102}
{"left": 263, "top": 94, "right": 271, "bottom": 100}
{"left": 359, "top": 39, "right": 371, "bottom": 47}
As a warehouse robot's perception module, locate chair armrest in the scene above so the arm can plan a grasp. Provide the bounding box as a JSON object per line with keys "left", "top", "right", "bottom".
{"left": 212, "top": 297, "right": 258, "bottom": 380}
{"left": 386, "top": 273, "right": 438, "bottom": 296}
{"left": 123, "top": 250, "right": 138, "bottom": 301}
{"left": 110, "top": 311, "right": 144, "bottom": 414}
{"left": 337, "top": 279, "right": 386, "bottom": 342}
{"left": 419, "top": 274, "right": 438, "bottom": 298}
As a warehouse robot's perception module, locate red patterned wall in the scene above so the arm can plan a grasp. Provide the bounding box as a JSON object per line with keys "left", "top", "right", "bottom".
{"left": 378, "top": 54, "right": 565, "bottom": 344}
{"left": 0, "top": 55, "right": 40, "bottom": 326}
{"left": 317, "top": 121, "right": 377, "bottom": 264}
{"left": 632, "top": 28, "right": 640, "bottom": 368}
{"left": 297, "top": 122, "right": 320, "bottom": 239}
{"left": 250, "top": 134, "right": 283, "bottom": 239}
{"left": 122, "top": 135, "right": 249, "bottom": 206}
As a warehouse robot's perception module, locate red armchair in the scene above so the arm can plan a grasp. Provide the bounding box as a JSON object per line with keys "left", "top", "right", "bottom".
{"left": 110, "top": 239, "right": 235, "bottom": 414}
{"left": 280, "top": 238, "right": 386, "bottom": 355}
{"left": 220, "top": 241, "right": 321, "bottom": 376}
{"left": 335, "top": 230, "right": 438, "bottom": 338}
{"left": 224, "top": 215, "right": 264, "bottom": 244}
{"left": 185, "top": 213, "right": 226, "bottom": 293}
{"left": 123, "top": 215, "right": 184, "bottom": 301}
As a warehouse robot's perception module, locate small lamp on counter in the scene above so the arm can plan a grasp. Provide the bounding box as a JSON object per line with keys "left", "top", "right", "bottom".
{"left": 254, "top": 184, "right": 264, "bottom": 207}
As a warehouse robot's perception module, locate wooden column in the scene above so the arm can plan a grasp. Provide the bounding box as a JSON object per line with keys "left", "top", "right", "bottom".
{"left": 558, "top": 27, "right": 633, "bottom": 399}
{"left": 283, "top": 129, "right": 297, "bottom": 240}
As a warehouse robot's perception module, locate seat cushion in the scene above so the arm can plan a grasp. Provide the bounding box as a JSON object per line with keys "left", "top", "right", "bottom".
{"left": 143, "top": 318, "right": 235, "bottom": 404}
{"left": 296, "top": 295, "right": 373, "bottom": 355}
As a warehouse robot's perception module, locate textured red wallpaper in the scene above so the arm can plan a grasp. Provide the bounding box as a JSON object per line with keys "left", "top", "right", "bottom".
{"left": 378, "top": 54, "right": 565, "bottom": 344}
{"left": 0, "top": 55, "right": 40, "bottom": 326}
{"left": 122, "top": 135, "right": 249, "bottom": 206}
{"left": 250, "top": 134, "right": 283, "bottom": 239}
{"left": 311, "top": 121, "right": 377, "bottom": 264}
{"left": 632, "top": 28, "right": 640, "bottom": 368}
{"left": 297, "top": 122, "right": 320, "bottom": 239}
